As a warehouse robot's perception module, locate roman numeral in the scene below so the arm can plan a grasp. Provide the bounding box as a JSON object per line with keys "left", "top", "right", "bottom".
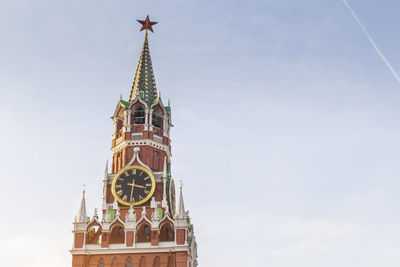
{"left": 124, "top": 171, "right": 129, "bottom": 176}
{"left": 140, "top": 171, "right": 143, "bottom": 176}
{"left": 117, "top": 190, "right": 123, "bottom": 196}
{"left": 144, "top": 189, "right": 150, "bottom": 194}
{"left": 139, "top": 195, "right": 144, "bottom": 200}
{"left": 122, "top": 195, "right": 127, "bottom": 201}
{"left": 144, "top": 176, "right": 150, "bottom": 180}
{"left": 133, "top": 169, "right": 136, "bottom": 175}
{"left": 145, "top": 183, "right": 151, "bottom": 187}
{"left": 116, "top": 184, "right": 121, "bottom": 188}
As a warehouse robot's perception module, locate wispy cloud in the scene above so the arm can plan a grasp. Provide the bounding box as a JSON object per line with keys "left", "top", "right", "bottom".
{"left": 342, "top": 0, "right": 400, "bottom": 84}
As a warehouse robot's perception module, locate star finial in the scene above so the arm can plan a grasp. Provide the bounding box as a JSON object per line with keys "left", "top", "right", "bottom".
{"left": 137, "top": 15, "right": 158, "bottom": 33}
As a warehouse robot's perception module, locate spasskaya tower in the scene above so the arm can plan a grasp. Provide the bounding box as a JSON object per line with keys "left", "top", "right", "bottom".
{"left": 70, "top": 16, "right": 198, "bottom": 267}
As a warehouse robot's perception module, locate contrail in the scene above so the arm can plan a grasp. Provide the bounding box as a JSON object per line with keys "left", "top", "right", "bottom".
{"left": 342, "top": 0, "right": 400, "bottom": 84}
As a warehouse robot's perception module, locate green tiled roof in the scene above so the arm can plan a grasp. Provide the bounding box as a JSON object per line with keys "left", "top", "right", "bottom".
{"left": 129, "top": 31, "right": 158, "bottom": 107}
{"left": 120, "top": 99, "right": 130, "bottom": 108}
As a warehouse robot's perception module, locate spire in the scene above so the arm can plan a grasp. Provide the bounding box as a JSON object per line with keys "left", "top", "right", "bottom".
{"left": 177, "top": 181, "right": 186, "bottom": 218}
{"left": 77, "top": 189, "right": 87, "bottom": 223}
{"left": 129, "top": 16, "right": 159, "bottom": 106}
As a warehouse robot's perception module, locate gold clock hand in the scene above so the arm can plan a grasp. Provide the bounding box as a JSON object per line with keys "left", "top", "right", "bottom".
{"left": 128, "top": 179, "right": 135, "bottom": 202}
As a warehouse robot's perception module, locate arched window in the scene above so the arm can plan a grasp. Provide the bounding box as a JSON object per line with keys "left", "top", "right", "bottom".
{"left": 153, "top": 256, "right": 160, "bottom": 267}
{"left": 98, "top": 263, "right": 104, "bottom": 267}
{"left": 126, "top": 260, "right": 132, "bottom": 267}
{"left": 109, "top": 225, "right": 125, "bottom": 244}
{"left": 86, "top": 224, "right": 102, "bottom": 244}
{"left": 134, "top": 107, "right": 145, "bottom": 124}
{"left": 159, "top": 222, "right": 175, "bottom": 242}
{"left": 167, "top": 256, "right": 175, "bottom": 267}
{"left": 116, "top": 119, "right": 124, "bottom": 137}
{"left": 151, "top": 106, "right": 163, "bottom": 129}
{"left": 139, "top": 256, "right": 146, "bottom": 267}
{"left": 152, "top": 112, "right": 160, "bottom": 128}
{"left": 136, "top": 223, "right": 151, "bottom": 242}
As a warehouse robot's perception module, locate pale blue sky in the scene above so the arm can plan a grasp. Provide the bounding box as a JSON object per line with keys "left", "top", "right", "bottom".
{"left": 1, "top": 0, "right": 400, "bottom": 266}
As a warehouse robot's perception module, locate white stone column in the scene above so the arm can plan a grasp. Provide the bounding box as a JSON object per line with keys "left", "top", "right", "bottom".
{"left": 163, "top": 114, "right": 168, "bottom": 136}
{"left": 148, "top": 109, "right": 153, "bottom": 131}
{"left": 144, "top": 109, "right": 149, "bottom": 131}
{"left": 127, "top": 110, "right": 132, "bottom": 132}
{"left": 112, "top": 119, "right": 117, "bottom": 138}
{"left": 123, "top": 110, "right": 128, "bottom": 133}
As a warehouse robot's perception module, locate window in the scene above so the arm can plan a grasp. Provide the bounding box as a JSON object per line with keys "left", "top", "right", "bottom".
{"left": 109, "top": 225, "right": 125, "bottom": 244}
{"left": 167, "top": 256, "right": 174, "bottom": 267}
{"left": 86, "top": 225, "right": 101, "bottom": 244}
{"left": 126, "top": 262, "right": 132, "bottom": 267}
{"left": 152, "top": 113, "right": 160, "bottom": 128}
{"left": 160, "top": 222, "right": 175, "bottom": 242}
{"left": 134, "top": 108, "right": 145, "bottom": 124}
{"left": 155, "top": 151, "right": 159, "bottom": 156}
{"left": 98, "top": 263, "right": 104, "bottom": 267}
{"left": 137, "top": 223, "right": 151, "bottom": 242}
{"left": 153, "top": 256, "right": 160, "bottom": 267}
{"left": 116, "top": 119, "right": 124, "bottom": 137}
{"left": 139, "top": 256, "right": 146, "bottom": 267}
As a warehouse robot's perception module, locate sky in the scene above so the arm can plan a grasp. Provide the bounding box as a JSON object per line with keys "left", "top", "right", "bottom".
{"left": 1, "top": 0, "right": 400, "bottom": 266}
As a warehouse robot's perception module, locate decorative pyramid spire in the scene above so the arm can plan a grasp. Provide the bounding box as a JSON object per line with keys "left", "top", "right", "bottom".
{"left": 177, "top": 181, "right": 186, "bottom": 218}
{"left": 129, "top": 16, "right": 159, "bottom": 106}
{"left": 77, "top": 188, "right": 87, "bottom": 223}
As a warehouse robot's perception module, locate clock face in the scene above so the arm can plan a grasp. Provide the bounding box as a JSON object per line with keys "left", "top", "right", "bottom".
{"left": 111, "top": 166, "right": 155, "bottom": 206}
{"left": 169, "top": 178, "right": 176, "bottom": 216}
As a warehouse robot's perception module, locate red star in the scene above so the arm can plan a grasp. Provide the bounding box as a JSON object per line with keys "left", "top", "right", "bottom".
{"left": 137, "top": 15, "right": 158, "bottom": 33}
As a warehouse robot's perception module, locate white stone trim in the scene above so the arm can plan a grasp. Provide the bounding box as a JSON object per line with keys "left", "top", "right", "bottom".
{"left": 70, "top": 245, "right": 190, "bottom": 255}
{"left": 112, "top": 139, "right": 171, "bottom": 158}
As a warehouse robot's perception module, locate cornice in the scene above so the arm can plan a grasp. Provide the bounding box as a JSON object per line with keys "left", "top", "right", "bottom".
{"left": 112, "top": 139, "right": 171, "bottom": 158}
{"left": 70, "top": 245, "right": 190, "bottom": 255}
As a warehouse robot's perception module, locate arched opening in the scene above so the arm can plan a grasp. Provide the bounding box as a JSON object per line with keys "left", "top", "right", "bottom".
{"left": 153, "top": 256, "right": 160, "bottom": 267}
{"left": 159, "top": 221, "right": 175, "bottom": 242}
{"left": 152, "top": 112, "right": 160, "bottom": 128}
{"left": 139, "top": 256, "right": 146, "bottom": 267}
{"left": 136, "top": 223, "right": 151, "bottom": 243}
{"left": 97, "top": 258, "right": 104, "bottom": 267}
{"left": 109, "top": 224, "right": 125, "bottom": 244}
{"left": 116, "top": 119, "right": 124, "bottom": 138}
{"left": 86, "top": 224, "right": 102, "bottom": 244}
{"left": 125, "top": 257, "right": 133, "bottom": 267}
{"left": 151, "top": 106, "right": 163, "bottom": 129}
{"left": 167, "top": 256, "right": 175, "bottom": 267}
{"left": 133, "top": 107, "right": 145, "bottom": 124}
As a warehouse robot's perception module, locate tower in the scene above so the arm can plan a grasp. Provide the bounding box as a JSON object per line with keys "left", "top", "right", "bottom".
{"left": 70, "top": 16, "right": 198, "bottom": 267}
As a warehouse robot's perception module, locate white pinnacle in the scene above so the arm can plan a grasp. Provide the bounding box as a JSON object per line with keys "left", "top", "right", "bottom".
{"left": 177, "top": 181, "right": 186, "bottom": 219}
{"left": 77, "top": 190, "right": 87, "bottom": 223}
